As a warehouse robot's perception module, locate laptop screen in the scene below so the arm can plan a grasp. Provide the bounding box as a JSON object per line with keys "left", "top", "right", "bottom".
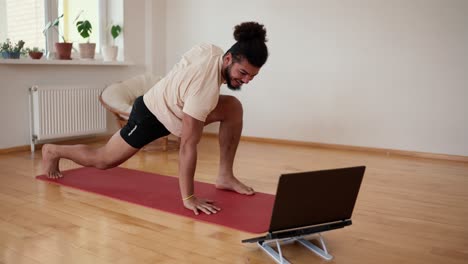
{"left": 268, "top": 166, "right": 365, "bottom": 232}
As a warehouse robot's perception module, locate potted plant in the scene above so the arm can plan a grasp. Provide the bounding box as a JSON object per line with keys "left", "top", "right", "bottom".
{"left": 76, "top": 19, "right": 95, "bottom": 59}
{"left": 43, "top": 14, "right": 72, "bottom": 60}
{"left": 0, "top": 39, "right": 25, "bottom": 59}
{"left": 25, "top": 47, "right": 44, "bottom": 59}
{"left": 102, "top": 24, "right": 122, "bottom": 61}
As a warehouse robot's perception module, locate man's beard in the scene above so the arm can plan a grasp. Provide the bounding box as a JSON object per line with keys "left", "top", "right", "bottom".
{"left": 224, "top": 64, "right": 241, "bottom": 91}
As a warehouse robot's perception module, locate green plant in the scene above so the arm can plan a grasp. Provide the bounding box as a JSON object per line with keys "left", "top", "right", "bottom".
{"left": 111, "top": 25, "right": 122, "bottom": 40}
{"left": 0, "top": 39, "right": 26, "bottom": 59}
{"left": 0, "top": 40, "right": 10, "bottom": 53}
{"left": 76, "top": 20, "right": 93, "bottom": 42}
{"left": 0, "top": 39, "right": 25, "bottom": 53}
{"left": 25, "top": 47, "right": 44, "bottom": 53}
{"left": 43, "top": 14, "right": 67, "bottom": 42}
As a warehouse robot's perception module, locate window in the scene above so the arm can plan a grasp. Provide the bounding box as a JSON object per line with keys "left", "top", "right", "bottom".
{"left": 1, "top": 0, "right": 108, "bottom": 56}
{"left": 0, "top": 0, "right": 46, "bottom": 50}
{"left": 58, "top": 0, "right": 103, "bottom": 52}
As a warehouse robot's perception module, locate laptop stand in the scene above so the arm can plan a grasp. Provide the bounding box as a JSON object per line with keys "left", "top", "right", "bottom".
{"left": 258, "top": 233, "right": 332, "bottom": 264}
{"left": 243, "top": 220, "right": 351, "bottom": 263}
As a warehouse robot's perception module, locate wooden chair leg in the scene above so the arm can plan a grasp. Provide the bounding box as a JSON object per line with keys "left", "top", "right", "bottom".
{"left": 163, "top": 136, "right": 168, "bottom": 151}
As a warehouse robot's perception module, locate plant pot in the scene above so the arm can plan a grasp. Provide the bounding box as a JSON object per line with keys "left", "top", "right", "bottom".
{"left": 102, "top": 45, "right": 118, "bottom": 61}
{"left": 79, "top": 43, "right": 96, "bottom": 59}
{"left": 1, "top": 51, "right": 21, "bottom": 59}
{"left": 29, "top": 52, "right": 43, "bottom": 60}
{"left": 55, "top": 42, "right": 73, "bottom": 60}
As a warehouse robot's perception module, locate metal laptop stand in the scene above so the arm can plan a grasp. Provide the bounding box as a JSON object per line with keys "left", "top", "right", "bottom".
{"left": 242, "top": 167, "right": 365, "bottom": 263}
{"left": 258, "top": 233, "right": 332, "bottom": 264}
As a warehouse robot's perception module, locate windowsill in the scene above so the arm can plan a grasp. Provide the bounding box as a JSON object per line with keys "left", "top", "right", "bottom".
{"left": 0, "top": 58, "right": 133, "bottom": 66}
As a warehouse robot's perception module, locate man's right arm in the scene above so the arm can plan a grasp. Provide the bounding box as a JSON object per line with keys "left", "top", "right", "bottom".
{"left": 179, "top": 112, "right": 220, "bottom": 215}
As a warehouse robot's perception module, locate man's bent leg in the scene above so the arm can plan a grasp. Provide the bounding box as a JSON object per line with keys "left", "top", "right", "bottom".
{"left": 205, "top": 95, "right": 254, "bottom": 195}
{"left": 42, "top": 130, "right": 139, "bottom": 179}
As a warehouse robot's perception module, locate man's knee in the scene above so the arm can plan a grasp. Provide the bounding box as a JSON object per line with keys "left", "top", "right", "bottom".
{"left": 207, "top": 95, "right": 244, "bottom": 124}
{"left": 222, "top": 95, "right": 243, "bottom": 116}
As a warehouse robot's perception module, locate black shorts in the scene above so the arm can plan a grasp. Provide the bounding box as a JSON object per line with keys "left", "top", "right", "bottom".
{"left": 120, "top": 96, "right": 170, "bottom": 149}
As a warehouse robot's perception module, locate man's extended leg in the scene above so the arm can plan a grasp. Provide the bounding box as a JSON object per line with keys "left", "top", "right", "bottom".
{"left": 42, "top": 130, "right": 139, "bottom": 178}
{"left": 205, "top": 95, "right": 254, "bottom": 195}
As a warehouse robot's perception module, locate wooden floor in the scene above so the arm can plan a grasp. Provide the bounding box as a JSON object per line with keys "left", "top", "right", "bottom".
{"left": 0, "top": 136, "right": 467, "bottom": 264}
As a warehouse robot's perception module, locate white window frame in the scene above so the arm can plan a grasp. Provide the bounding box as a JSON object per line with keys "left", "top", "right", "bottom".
{"left": 44, "top": 0, "right": 107, "bottom": 56}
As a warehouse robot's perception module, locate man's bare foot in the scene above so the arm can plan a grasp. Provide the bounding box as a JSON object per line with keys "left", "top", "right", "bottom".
{"left": 42, "top": 144, "right": 62, "bottom": 179}
{"left": 216, "top": 175, "right": 255, "bottom": 195}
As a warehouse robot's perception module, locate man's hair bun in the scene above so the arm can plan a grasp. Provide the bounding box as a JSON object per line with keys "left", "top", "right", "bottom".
{"left": 233, "top": 22, "right": 267, "bottom": 43}
{"left": 226, "top": 21, "right": 269, "bottom": 68}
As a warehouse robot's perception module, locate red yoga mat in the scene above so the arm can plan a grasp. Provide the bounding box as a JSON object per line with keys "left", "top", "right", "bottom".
{"left": 36, "top": 167, "right": 275, "bottom": 233}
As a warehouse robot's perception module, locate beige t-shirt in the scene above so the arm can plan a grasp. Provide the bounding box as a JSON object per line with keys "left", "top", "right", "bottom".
{"left": 143, "top": 43, "right": 225, "bottom": 137}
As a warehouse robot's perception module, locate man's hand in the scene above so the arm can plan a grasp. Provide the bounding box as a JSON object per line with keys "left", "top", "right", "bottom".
{"left": 183, "top": 196, "right": 221, "bottom": 215}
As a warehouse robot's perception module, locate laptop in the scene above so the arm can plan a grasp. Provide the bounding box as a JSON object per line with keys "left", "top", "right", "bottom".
{"left": 242, "top": 166, "right": 365, "bottom": 243}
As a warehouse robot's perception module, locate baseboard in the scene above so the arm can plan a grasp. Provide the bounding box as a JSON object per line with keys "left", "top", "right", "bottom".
{"left": 3, "top": 133, "right": 466, "bottom": 163}
{"left": 203, "top": 132, "right": 468, "bottom": 163}
{"left": 0, "top": 135, "right": 112, "bottom": 154}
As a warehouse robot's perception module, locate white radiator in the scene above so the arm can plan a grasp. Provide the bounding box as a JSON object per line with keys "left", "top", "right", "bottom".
{"left": 29, "top": 85, "right": 107, "bottom": 152}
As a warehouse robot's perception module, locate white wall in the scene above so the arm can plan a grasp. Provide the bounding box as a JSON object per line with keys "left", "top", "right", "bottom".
{"left": 0, "top": 0, "right": 167, "bottom": 149}
{"left": 165, "top": 0, "right": 468, "bottom": 156}
{"left": 145, "top": 0, "right": 166, "bottom": 76}
{"left": 1, "top": 0, "right": 467, "bottom": 157}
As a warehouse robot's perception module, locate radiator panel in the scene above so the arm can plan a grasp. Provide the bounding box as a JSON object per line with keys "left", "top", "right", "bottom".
{"left": 31, "top": 86, "right": 107, "bottom": 141}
